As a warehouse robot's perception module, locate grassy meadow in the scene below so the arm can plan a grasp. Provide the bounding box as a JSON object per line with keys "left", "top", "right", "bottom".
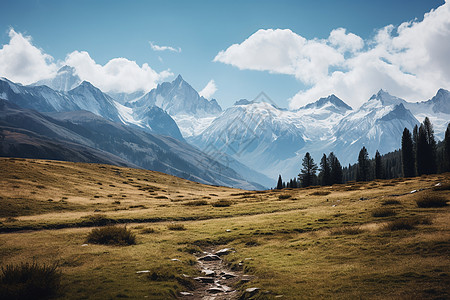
{"left": 0, "top": 157, "right": 449, "bottom": 299}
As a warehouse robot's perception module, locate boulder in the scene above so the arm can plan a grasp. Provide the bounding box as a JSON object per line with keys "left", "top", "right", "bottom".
{"left": 194, "top": 276, "right": 215, "bottom": 283}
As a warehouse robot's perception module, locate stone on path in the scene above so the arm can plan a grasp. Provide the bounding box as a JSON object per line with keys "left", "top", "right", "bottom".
{"left": 198, "top": 254, "right": 221, "bottom": 261}
{"left": 194, "top": 276, "right": 215, "bottom": 283}
{"left": 215, "top": 248, "right": 233, "bottom": 256}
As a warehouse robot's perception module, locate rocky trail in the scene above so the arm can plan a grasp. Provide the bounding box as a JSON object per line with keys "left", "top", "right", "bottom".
{"left": 179, "top": 248, "right": 260, "bottom": 299}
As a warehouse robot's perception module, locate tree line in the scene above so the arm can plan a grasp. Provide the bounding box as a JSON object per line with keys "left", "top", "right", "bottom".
{"left": 276, "top": 117, "right": 450, "bottom": 189}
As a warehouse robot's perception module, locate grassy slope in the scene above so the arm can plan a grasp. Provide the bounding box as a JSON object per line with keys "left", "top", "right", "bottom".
{"left": 0, "top": 157, "right": 449, "bottom": 299}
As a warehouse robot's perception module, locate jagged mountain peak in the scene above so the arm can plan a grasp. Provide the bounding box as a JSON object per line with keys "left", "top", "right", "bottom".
{"left": 302, "top": 94, "right": 352, "bottom": 111}
{"left": 33, "top": 65, "right": 81, "bottom": 91}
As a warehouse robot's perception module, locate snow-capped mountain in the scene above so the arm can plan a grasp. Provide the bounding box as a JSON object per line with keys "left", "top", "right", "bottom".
{"left": 34, "top": 65, "right": 82, "bottom": 91}
{"left": 128, "top": 75, "right": 222, "bottom": 137}
{"left": 0, "top": 77, "right": 183, "bottom": 140}
{"left": 328, "top": 90, "right": 419, "bottom": 165}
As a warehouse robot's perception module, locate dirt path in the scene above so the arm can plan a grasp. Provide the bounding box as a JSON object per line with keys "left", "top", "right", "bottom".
{"left": 179, "top": 248, "right": 256, "bottom": 299}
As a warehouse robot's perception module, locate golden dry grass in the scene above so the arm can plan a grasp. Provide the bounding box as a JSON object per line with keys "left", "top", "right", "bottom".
{"left": 0, "top": 157, "right": 449, "bottom": 299}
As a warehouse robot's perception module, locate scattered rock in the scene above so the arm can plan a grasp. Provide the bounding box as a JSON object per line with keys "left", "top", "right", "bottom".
{"left": 181, "top": 274, "right": 190, "bottom": 278}
{"left": 275, "top": 295, "right": 284, "bottom": 298}
{"left": 332, "top": 205, "right": 336, "bottom": 207}
{"left": 245, "top": 287, "right": 260, "bottom": 293}
{"left": 226, "top": 229, "right": 231, "bottom": 232}
{"left": 207, "top": 287, "right": 224, "bottom": 294}
{"left": 222, "top": 273, "right": 236, "bottom": 279}
{"left": 198, "top": 254, "right": 221, "bottom": 261}
{"left": 435, "top": 183, "right": 441, "bottom": 187}
{"left": 180, "top": 292, "right": 193, "bottom": 296}
{"left": 215, "top": 248, "right": 233, "bottom": 256}
{"left": 136, "top": 270, "right": 150, "bottom": 274}
{"left": 410, "top": 190, "right": 417, "bottom": 194}
{"left": 81, "top": 244, "right": 88, "bottom": 247}
{"left": 194, "top": 276, "right": 215, "bottom": 283}
{"left": 171, "top": 258, "right": 181, "bottom": 262}
{"left": 202, "top": 269, "right": 215, "bottom": 277}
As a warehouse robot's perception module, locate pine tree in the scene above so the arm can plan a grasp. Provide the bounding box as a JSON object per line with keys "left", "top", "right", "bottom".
{"left": 299, "top": 152, "right": 318, "bottom": 188}
{"left": 276, "top": 175, "right": 283, "bottom": 189}
{"left": 374, "top": 150, "right": 383, "bottom": 179}
{"left": 444, "top": 123, "right": 450, "bottom": 172}
{"left": 328, "top": 152, "right": 343, "bottom": 184}
{"left": 356, "top": 146, "right": 370, "bottom": 181}
{"left": 319, "top": 154, "right": 332, "bottom": 186}
{"left": 417, "top": 118, "right": 437, "bottom": 175}
{"left": 401, "top": 128, "right": 415, "bottom": 177}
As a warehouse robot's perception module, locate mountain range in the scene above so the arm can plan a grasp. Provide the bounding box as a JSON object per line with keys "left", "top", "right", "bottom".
{"left": 1, "top": 65, "right": 449, "bottom": 187}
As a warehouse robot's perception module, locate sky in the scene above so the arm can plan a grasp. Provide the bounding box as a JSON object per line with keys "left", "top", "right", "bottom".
{"left": 0, "top": 0, "right": 448, "bottom": 109}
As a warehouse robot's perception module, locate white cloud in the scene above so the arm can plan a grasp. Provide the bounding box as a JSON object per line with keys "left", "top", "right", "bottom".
{"left": 199, "top": 79, "right": 217, "bottom": 99}
{"left": 214, "top": 1, "right": 450, "bottom": 109}
{"left": 150, "top": 41, "right": 181, "bottom": 53}
{"left": 0, "top": 29, "right": 57, "bottom": 84}
{"left": 0, "top": 29, "right": 173, "bottom": 93}
{"left": 65, "top": 51, "right": 172, "bottom": 93}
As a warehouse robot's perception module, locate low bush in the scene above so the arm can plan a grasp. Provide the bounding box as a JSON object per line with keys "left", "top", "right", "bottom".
{"left": 384, "top": 217, "right": 431, "bottom": 231}
{"left": 211, "top": 199, "right": 232, "bottom": 207}
{"left": 167, "top": 224, "right": 186, "bottom": 231}
{"left": 0, "top": 262, "right": 61, "bottom": 299}
{"left": 86, "top": 226, "right": 136, "bottom": 245}
{"left": 416, "top": 195, "right": 448, "bottom": 208}
{"left": 278, "top": 194, "right": 292, "bottom": 200}
{"left": 81, "top": 214, "right": 115, "bottom": 226}
{"left": 372, "top": 208, "right": 396, "bottom": 218}
{"left": 184, "top": 200, "right": 208, "bottom": 206}
{"left": 309, "top": 191, "right": 331, "bottom": 196}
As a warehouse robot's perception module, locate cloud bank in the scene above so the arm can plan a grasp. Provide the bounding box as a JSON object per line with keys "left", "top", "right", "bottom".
{"left": 199, "top": 79, "right": 217, "bottom": 99}
{"left": 214, "top": 1, "right": 450, "bottom": 109}
{"left": 0, "top": 29, "right": 172, "bottom": 93}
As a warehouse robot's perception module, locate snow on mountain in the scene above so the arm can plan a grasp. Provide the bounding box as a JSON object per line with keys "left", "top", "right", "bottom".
{"left": 328, "top": 91, "right": 420, "bottom": 166}
{"left": 0, "top": 77, "right": 184, "bottom": 140}
{"left": 403, "top": 89, "right": 450, "bottom": 140}
{"left": 33, "top": 66, "right": 82, "bottom": 91}
{"left": 189, "top": 100, "right": 307, "bottom": 178}
{"left": 107, "top": 90, "right": 146, "bottom": 105}
{"left": 128, "top": 75, "right": 222, "bottom": 137}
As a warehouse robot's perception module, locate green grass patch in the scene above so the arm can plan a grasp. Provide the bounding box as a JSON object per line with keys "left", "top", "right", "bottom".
{"left": 416, "top": 195, "right": 448, "bottom": 208}
{"left": 372, "top": 208, "right": 397, "bottom": 218}
{"left": 211, "top": 199, "right": 232, "bottom": 207}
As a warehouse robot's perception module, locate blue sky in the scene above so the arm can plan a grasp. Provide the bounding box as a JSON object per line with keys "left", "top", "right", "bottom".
{"left": 0, "top": 0, "right": 448, "bottom": 109}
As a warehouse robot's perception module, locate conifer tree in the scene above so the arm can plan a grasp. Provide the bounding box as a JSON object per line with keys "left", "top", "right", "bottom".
{"left": 417, "top": 117, "right": 437, "bottom": 175}
{"left": 444, "top": 123, "right": 450, "bottom": 172}
{"left": 276, "top": 175, "right": 283, "bottom": 189}
{"left": 328, "top": 152, "right": 343, "bottom": 184}
{"left": 299, "top": 152, "right": 318, "bottom": 188}
{"left": 356, "top": 146, "right": 370, "bottom": 181}
{"left": 374, "top": 150, "right": 383, "bottom": 179}
{"left": 319, "top": 154, "right": 332, "bottom": 186}
{"left": 401, "top": 128, "right": 415, "bottom": 177}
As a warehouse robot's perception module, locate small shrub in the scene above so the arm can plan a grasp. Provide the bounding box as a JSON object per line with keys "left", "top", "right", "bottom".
{"left": 81, "top": 214, "right": 115, "bottom": 226}
{"left": 278, "top": 194, "right": 292, "bottom": 200}
{"left": 86, "top": 226, "right": 136, "bottom": 245}
{"left": 211, "top": 199, "right": 232, "bottom": 207}
{"left": 0, "top": 262, "right": 61, "bottom": 299}
{"left": 167, "top": 224, "right": 186, "bottom": 231}
{"left": 384, "top": 217, "right": 431, "bottom": 231}
{"left": 309, "top": 191, "right": 331, "bottom": 196}
{"left": 416, "top": 195, "right": 448, "bottom": 208}
{"left": 245, "top": 239, "right": 260, "bottom": 247}
{"left": 372, "top": 208, "right": 396, "bottom": 218}
{"left": 184, "top": 200, "right": 208, "bottom": 206}
{"left": 382, "top": 199, "right": 401, "bottom": 206}
{"left": 155, "top": 196, "right": 168, "bottom": 199}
